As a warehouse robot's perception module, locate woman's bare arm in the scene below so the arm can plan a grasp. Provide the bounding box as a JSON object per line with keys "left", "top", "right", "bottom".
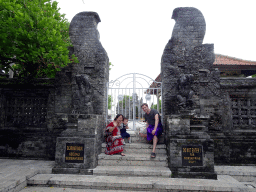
{"left": 108, "top": 121, "right": 117, "bottom": 132}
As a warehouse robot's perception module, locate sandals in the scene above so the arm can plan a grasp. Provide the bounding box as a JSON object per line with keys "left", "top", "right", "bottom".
{"left": 151, "top": 152, "right": 156, "bottom": 158}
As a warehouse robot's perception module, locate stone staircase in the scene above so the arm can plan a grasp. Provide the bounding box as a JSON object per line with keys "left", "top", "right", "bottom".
{"left": 26, "top": 131, "right": 177, "bottom": 191}
{"left": 25, "top": 130, "right": 252, "bottom": 191}
{"left": 94, "top": 142, "right": 170, "bottom": 177}
{"left": 95, "top": 130, "right": 171, "bottom": 178}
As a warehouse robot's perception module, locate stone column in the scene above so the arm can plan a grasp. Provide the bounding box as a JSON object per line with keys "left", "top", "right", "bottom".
{"left": 161, "top": 7, "right": 226, "bottom": 179}
{"left": 68, "top": 11, "right": 109, "bottom": 118}
{"left": 53, "top": 12, "right": 109, "bottom": 174}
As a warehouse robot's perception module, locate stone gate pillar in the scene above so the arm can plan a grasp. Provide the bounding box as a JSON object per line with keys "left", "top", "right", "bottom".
{"left": 68, "top": 11, "right": 109, "bottom": 117}
{"left": 160, "top": 7, "right": 229, "bottom": 179}
{"left": 53, "top": 12, "right": 109, "bottom": 174}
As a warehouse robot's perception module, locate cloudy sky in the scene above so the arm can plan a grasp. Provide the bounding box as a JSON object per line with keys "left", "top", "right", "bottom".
{"left": 54, "top": 0, "right": 256, "bottom": 83}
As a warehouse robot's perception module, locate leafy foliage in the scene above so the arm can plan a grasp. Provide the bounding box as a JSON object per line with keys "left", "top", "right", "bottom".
{"left": 151, "top": 99, "right": 161, "bottom": 111}
{"left": 119, "top": 95, "right": 132, "bottom": 108}
{"left": 108, "top": 95, "right": 112, "bottom": 110}
{"left": 0, "top": 0, "right": 78, "bottom": 80}
{"left": 109, "top": 62, "right": 113, "bottom": 70}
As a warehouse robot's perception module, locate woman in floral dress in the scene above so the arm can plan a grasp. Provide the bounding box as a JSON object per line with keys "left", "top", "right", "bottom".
{"left": 105, "top": 114, "right": 125, "bottom": 156}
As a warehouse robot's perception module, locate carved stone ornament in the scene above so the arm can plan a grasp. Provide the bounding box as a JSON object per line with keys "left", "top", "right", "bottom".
{"left": 73, "top": 74, "right": 93, "bottom": 114}
{"left": 177, "top": 74, "right": 195, "bottom": 109}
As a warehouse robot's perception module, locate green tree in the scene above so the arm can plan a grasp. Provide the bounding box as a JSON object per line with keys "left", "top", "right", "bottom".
{"left": 151, "top": 99, "right": 161, "bottom": 111}
{"left": 118, "top": 95, "right": 132, "bottom": 108}
{"left": 0, "top": 0, "right": 78, "bottom": 80}
{"left": 108, "top": 95, "right": 112, "bottom": 110}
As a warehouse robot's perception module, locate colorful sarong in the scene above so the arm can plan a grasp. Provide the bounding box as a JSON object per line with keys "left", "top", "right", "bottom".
{"left": 105, "top": 122, "right": 124, "bottom": 155}
{"left": 147, "top": 123, "right": 163, "bottom": 141}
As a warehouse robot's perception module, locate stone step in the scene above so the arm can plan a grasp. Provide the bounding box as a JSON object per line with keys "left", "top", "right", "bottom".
{"left": 101, "top": 142, "right": 166, "bottom": 149}
{"left": 93, "top": 166, "right": 172, "bottom": 177}
{"left": 27, "top": 174, "right": 250, "bottom": 191}
{"left": 101, "top": 143, "right": 167, "bottom": 154}
{"left": 126, "top": 132, "right": 165, "bottom": 144}
{"left": 105, "top": 147, "right": 167, "bottom": 154}
{"left": 98, "top": 153, "right": 168, "bottom": 167}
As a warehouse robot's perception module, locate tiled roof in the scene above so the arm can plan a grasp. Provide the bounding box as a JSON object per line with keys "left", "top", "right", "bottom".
{"left": 214, "top": 54, "right": 256, "bottom": 65}
{"left": 150, "top": 54, "right": 256, "bottom": 88}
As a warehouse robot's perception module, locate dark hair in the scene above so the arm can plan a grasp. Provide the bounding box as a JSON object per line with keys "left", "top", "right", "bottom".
{"left": 114, "top": 114, "right": 124, "bottom": 121}
{"left": 123, "top": 117, "right": 128, "bottom": 120}
{"left": 141, "top": 103, "right": 148, "bottom": 108}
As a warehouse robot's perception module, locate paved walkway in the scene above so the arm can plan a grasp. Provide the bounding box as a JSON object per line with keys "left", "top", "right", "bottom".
{"left": 0, "top": 159, "right": 53, "bottom": 192}
{"left": 0, "top": 159, "right": 256, "bottom": 192}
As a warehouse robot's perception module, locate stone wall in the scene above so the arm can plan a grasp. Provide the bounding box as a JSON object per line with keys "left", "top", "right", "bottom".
{"left": 162, "top": 77, "right": 256, "bottom": 165}
{"left": 0, "top": 79, "right": 64, "bottom": 160}
{"left": 217, "top": 77, "right": 256, "bottom": 164}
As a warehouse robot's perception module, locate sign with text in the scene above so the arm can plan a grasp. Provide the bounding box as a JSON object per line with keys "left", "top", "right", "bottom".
{"left": 65, "top": 143, "right": 84, "bottom": 163}
{"left": 182, "top": 145, "right": 203, "bottom": 166}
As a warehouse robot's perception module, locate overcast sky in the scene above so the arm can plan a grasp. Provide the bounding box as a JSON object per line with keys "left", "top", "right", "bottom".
{"left": 54, "top": 0, "right": 256, "bottom": 83}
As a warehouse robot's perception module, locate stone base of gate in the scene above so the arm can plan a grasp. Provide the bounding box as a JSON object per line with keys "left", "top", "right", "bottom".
{"left": 53, "top": 114, "right": 103, "bottom": 175}
{"left": 168, "top": 138, "right": 217, "bottom": 180}
{"left": 52, "top": 136, "right": 97, "bottom": 175}
{"left": 166, "top": 114, "right": 217, "bottom": 180}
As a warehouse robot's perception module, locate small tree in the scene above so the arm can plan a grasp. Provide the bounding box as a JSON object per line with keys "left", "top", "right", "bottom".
{"left": 118, "top": 95, "right": 132, "bottom": 108}
{"left": 109, "top": 62, "right": 114, "bottom": 70}
{"left": 0, "top": 0, "right": 78, "bottom": 80}
{"left": 151, "top": 99, "right": 161, "bottom": 111}
{"left": 108, "top": 95, "right": 112, "bottom": 110}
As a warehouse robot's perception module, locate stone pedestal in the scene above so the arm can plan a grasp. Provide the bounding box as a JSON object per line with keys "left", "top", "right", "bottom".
{"left": 166, "top": 113, "right": 217, "bottom": 179}
{"left": 53, "top": 114, "right": 103, "bottom": 174}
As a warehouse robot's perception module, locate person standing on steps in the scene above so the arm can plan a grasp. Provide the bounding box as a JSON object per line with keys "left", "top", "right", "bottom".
{"left": 141, "top": 103, "right": 163, "bottom": 158}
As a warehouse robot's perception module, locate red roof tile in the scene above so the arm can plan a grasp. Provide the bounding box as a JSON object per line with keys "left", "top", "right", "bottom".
{"left": 150, "top": 54, "right": 256, "bottom": 88}
{"left": 214, "top": 54, "right": 256, "bottom": 65}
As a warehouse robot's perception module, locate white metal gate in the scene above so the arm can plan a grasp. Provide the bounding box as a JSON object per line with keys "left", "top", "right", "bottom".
{"left": 106, "top": 73, "right": 162, "bottom": 131}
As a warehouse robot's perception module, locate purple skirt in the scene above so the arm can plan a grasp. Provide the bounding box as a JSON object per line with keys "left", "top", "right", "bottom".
{"left": 147, "top": 123, "right": 163, "bottom": 141}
